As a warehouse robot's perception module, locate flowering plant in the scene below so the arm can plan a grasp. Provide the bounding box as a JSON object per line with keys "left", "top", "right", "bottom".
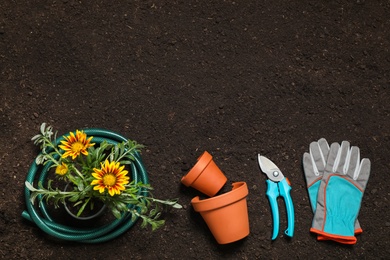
{"left": 25, "top": 123, "right": 182, "bottom": 230}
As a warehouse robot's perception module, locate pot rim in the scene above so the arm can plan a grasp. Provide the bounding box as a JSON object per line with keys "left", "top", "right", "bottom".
{"left": 191, "top": 182, "right": 248, "bottom": 212}
{"left": 181, "top": 151, "right": 212, "bottom": 186}
{"left": 64, "top": 201, "right": 107, "bottom": 220}
{"left": 63, "top": 183, "right": 107, "bottom": 220}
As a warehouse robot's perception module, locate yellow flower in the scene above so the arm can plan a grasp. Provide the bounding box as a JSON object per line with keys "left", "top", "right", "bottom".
{"left": 58, "top": 130, "right": 95, "bottom": 159}
{"left": 55, "top": 162, "right": 68, "bottom": 175}
{"left": 91, "top": 160, "right": 130, "bottom": 196}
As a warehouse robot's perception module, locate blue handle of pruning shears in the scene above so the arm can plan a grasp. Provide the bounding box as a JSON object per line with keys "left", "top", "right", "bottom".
{"left": 265, "top": 178, "right": 294, "bottom": 240}
{"left": 278, "top": 178, "right": 294, "bottom": 238}
{"left": 266, "top": 179, "right": 280, "bottom": 240}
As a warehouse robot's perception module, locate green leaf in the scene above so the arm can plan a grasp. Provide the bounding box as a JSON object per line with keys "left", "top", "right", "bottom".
{"left": 35, "top": 154, "right": 45, "bottom": 165}
{"left": 119, "top": 160, "right": 132, "bottom": 165}
{"left": 171, "top": 203, "right": 183, "bottom": 209}
{"left": 69, "top": 195, "right": 80, "bottom": 202}
{"left": 131, "top": 212, "right": 138, "bottom": 222}
{"left": 77, "top": 200, "right": 89, "bottom": 217}
{"left": 31, "top": 134, "right": 42, "bottom": 141}
{"left": 77, "top": 182, "right": 84, "bottom": 191}
{"left": 149, "top": 208, "right": 157, "bottom": 218}
{"left": 40, "top": 122, "right": 46, "bottom": 134}
{"left": 116, "top": 202, "right": 128, "bottom": 211}
{"left": 83, "top": 185, "right": 92, "bottom": 192}
{"left": 25, "top": 181, "right": 38, "bottom": 192}
{"left": 112, "top": 208, "right": 122, "bottom": 219}
{"left": 140, "top": 218, "right": 148, "bottom": 229}
{"left": 29, "top": 192, "right": 39, "bottom": 205}
{"left": 152, "top": 212, "right": 161, "bottom": 220}
{"left": 152, "top": 220, "right": 165, "bottom": 231}
{"left": 73, "top": 200, "right": 83, "bottom": 206}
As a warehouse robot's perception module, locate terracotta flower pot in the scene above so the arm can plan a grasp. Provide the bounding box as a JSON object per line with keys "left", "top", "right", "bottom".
{"left": 181, "top": 151, "right": 227, "bottom": 197}
{"left": 191, "top": 182, "right": 250, "bottom": 244}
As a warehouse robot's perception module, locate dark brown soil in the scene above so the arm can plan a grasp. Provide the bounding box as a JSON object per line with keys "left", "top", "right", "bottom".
{"left": 1, "top": 1, "right": 389, "bottom": 259}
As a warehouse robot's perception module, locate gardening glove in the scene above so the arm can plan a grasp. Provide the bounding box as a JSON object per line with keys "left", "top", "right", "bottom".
{"left": 309, "top": 141, "right": 371, "bottom": 244}
{"left": 302, "top": 138, "right": 363, "bottom": 243}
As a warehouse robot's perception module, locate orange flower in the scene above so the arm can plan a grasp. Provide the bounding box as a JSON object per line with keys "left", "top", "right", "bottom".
{"left": 91, "top": 160, "right": 130, "bottom": 196}
{"left": 59, "top": 130, "right": 94, "bottom": 159}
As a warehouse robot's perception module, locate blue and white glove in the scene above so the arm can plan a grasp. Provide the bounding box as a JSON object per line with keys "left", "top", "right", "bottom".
{"left": 303, "top": 138, "right": 364, "bottom": 243}
{"left": 308, "top": 140, "right": 371, "bottom": 244}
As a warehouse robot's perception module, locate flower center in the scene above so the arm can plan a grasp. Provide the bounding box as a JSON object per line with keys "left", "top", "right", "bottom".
{"left": 71, "top": 142, "right": 84, "bottom": 153}
{"left": 102, "top": 174, "right": 117, "bottom": 187}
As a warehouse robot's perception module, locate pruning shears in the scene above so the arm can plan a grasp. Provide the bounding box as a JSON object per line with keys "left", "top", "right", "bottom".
{"left": 258, "top": 154, "right": 294, "bottom": 240}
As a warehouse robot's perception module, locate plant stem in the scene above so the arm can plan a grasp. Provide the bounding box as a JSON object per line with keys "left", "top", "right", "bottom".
{"left": 70, "top": 165, "right": 85, "bottom": 181}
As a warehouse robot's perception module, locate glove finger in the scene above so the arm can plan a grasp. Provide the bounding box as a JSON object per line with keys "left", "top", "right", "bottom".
{"left": 303, "top": 151, "right": 322, "bottom": 211}
{"left": 324, "top": 142, "right": 340, "bottom": 174}
{"left": 356, "top": 158, "right": 371, "bottom": 190}
{"left": 317, "top": 138, "right": 330, "bottom": 162}
{"left": 346, "top": 146, "right": 360, "bottom": 179}
{"left": 335, "top": 141, "right": 350, "bottom": 174}
{"left": 309, "top": 140, "right": 327, "bottom": 175}
{"left": 303, "top": 152, "right": 319, "bottom": 186}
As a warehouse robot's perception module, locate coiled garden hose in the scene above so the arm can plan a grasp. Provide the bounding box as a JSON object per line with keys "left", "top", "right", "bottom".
{"left": 21, "top": 128, "right": 149, "bottom": 243}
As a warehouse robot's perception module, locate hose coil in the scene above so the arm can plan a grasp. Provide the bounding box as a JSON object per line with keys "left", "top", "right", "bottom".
{"left": 22, "top": 129, "right": 149, "bottom": 243}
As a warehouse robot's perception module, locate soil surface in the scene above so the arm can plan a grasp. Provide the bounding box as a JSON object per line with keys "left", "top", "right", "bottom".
{"left": 1, "top": 1, "right": 389, "bottom": 259}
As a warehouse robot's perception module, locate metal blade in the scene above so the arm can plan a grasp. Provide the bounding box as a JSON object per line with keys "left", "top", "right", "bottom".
{"left": 258, "top": 154, "right": 284, "bottom": 182}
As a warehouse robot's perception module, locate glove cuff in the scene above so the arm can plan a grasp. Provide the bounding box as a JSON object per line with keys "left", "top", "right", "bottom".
{"left": 310, "top": 228, "right": 357, "bottom": 244}
{"left": 355, "top": 227, "right": 363, "bottom": 235}
{"left": 317, "top": 225, "right": 363, "bottom": 242}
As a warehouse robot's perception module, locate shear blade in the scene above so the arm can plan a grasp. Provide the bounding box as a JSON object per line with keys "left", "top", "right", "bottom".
{"left": 258, "top": 154, "right": 284, "bottom": 182}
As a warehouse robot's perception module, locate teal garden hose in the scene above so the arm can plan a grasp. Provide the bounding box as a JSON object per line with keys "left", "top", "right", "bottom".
{"left": 22, "top": 129, "right": 149, "bottom": 243}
